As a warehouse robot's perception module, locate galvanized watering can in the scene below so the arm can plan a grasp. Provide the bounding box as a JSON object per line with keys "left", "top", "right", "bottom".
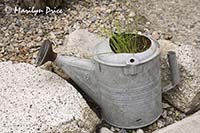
{"left": 36, "top": 34, "right": 180, "bottom": 129}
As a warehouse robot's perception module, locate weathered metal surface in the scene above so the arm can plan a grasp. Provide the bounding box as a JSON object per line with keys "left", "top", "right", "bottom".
{"left": 162, "top": 52, "right": 181, "bottom": 93}
{"left": 95, "top": 55, "right": 162, "bottom": 128}
{"left": 54, "top": 35, "right": 178, "bottom": 128}
{"left": 35, "top": 40, "right": 57, "bottom": 67}
{"left": 36, "top": 35, "right": 180, "bottom": 128}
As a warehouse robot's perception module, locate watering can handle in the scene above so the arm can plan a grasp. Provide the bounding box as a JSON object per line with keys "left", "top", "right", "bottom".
{"left": 162, "top": 51, "right": 180, "bottom": 93}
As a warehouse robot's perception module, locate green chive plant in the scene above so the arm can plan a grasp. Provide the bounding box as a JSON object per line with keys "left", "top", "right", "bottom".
{"left": 101, "top": 18, "right": 150, "bottom": 54}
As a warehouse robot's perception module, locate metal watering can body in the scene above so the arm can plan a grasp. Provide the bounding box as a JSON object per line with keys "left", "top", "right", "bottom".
{"left": 36, "top": 34, "right": 180, "bottom": 129}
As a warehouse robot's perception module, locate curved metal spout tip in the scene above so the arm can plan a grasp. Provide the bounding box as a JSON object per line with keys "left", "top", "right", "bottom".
{"left": 35, "top": 39, "right": 57, "bottom": 67}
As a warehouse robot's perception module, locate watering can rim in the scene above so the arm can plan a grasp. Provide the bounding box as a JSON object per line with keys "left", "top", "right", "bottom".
{"left": 93, "top": 34, "right": 160, "bottom": 67}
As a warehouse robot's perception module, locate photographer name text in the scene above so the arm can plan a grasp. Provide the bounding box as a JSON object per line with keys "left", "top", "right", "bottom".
{"left": 13, "top": 6, "right": 63, "bottom": 15}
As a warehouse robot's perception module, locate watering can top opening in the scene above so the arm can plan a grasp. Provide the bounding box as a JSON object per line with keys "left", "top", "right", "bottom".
{"left": 93, "top": 34, "right": 160, "bottom": 67}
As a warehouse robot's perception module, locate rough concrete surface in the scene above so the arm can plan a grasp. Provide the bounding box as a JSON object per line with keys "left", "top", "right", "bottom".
{"left": 159, "top": 40, "right": 200, "bottom": 113}
{"left": 56, "top": 29, "right": 104, "bottom": 58}
{"left": 0, "top": 62, "right": 100, "bottom": 133}
{"left": 153, "top": 111, "right": 200, "bottom": 133}
{"left": 142, "top": 0, "right": 200, "bottom": 46}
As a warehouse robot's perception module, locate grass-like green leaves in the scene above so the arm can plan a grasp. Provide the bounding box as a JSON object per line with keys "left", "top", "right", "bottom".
{"left": 109, "top": 33, "right": 150, "bottom": 53}
{"left": 101, "top": 18, "right": 151, "bottom": 54}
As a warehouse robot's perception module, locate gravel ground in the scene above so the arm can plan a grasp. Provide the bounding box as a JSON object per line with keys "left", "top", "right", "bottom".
{"left": 0, "top": 0, "right": 199, "bottom": 132}
{"left": 143, "top": 0, "right": 200, "bottom": 46}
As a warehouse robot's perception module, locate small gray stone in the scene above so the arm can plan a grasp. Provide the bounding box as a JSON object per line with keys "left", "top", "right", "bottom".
{"left": 32, "top": 52, "right": 38, "bottom": 59}
{"left": 49, "top": 32, "right": 56, "bottom": 40}
{"left": 132, "top": 130, "right": 136, "bottom": 133}
{"left": 115, "top": 127, "right": 120, "bottom": 131}
{"left": 0, "top": 43, "right": 4, "bottom": 47}
{"left": 119, "top": 129, "right": 128, "bottom": 133}
{"left": 110, "top": 127, "right": 115, "bottom": 132}
{"left": 136, "top": 129, "right": 144, "bottom": 133}
{"left": 168, "top": 110, "right": 173, "bottom": 115}
{"left": 179, "top": 113, "right": 186, "bottom": 119}
{"left": 36, "top": 36, "right": 42, "bottom": 42}
{"left": 157, "top": 120, "right": 165, "bottom": 128}
{"left": 37, "top": 29, "right": 43, "bottom": 36}
{"left": 166, "top": 117, "right": 174, "bottom": 125}
{"left": 162, "top": 110, "right": 168, "bottom": 118}
{"left": 129, "top": 11, "right": 136, "bottom": 17}
{"left": 162, "top": 103, "right": 170, "bottom": 109}
{"left": 152, "top": 31, "right": 161, "bottom": 40}
{"left": 164, "top": 33, "right": 173, "bottom": 40}
{"left": 15, "top": 18, "right": 21, "bottom": 27}
{"left": 100, "top": 127, "right": 114, "bottom": 133}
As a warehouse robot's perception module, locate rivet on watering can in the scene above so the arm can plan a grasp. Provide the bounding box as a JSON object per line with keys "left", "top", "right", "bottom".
{"left": 85, "top": 73, "right": 89, "bottom": 80}
{"left": 126, "top": 56, "right": 139, "bottom": 65}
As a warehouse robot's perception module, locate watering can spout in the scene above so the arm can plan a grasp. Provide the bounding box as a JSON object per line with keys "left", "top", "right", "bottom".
{"left": 36, "top": 40, "right": 99, "bottom": 104}
{"left": 35, "top": 39, "right": 57, "bottom": 67}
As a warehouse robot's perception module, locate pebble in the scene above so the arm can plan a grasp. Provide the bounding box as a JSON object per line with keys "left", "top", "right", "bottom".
{"left": 8, "top": 23, "right": 15, "bottom": 30}
{"left": 166, "top": 117, "right": 174, "bottom": 125}
{"left": 1, "top": 27, "right": 6, "bottom": 31}
{"left": 162, "top": 102, "right": 171, "bottom": 109}
{"left": 179, "top": 113, "right": 186, "bottom": 119}
{"left": 15, "top": 19, "right": 21, "bottom": 27}
{"left": 136, "top": 129, "right": 144, "bottom": 133}
{"left": 18, "top": 42, "right": 26, "bottom": 47}
{"left": 49, "top": 32, "right": 56, "bottom": 40}
{"left": 146, "top": 22, "right": 151, "bottom": 25}
{"left": 100, "top": 127, "right": 114, "bottom": 133}
{"left": 91, "top": 16, "right": 98, "bottom": 23}
{"left": 37, "top": 29, "right": 43, "bottom": 36}
{"left": 115, "top": 128, "right": 120, "bottom": 131}
{"left": 0, "top": 43, "right": 4, "bottom": 47}
{"left": 119, "top": 129, "right": 128, "bottom": 133}
{"left": 32, "top": 52, "right": 38, "bottom": 59}
{"left": 164, "top": 34, "right": 173, "bottom": 40}
{"left": 26, "top": 42, "right": 35, "bottom": 47}
{"left": 106, "top": 9, "right": 112, "bottom": 14}
{"left": 71, "top": 10, "right": 78, "bottom": 15}
{"left": 36, "top": 36, "right": 42, "bottom": 42}
{"left": 129, "top": 11, "right": 136, "bottom": 17}
{"left": 162, "top": 110, "right": 168, "bottom": 118}
{"left": 175, "top": 110, "right": 181, "bottom": 117}
{"left": 110, "top": 127, "right": 115, "bottom": 132}
{"left": 152, "top": 31, "right": 161, "bottom": 40}
{"left": 5, "top": 33, "right": 9, "bottom": 37}
{"left": 27, "top": 31, "right": 33, "bottom": 35}
{"left": 132, "top": 130, "right": 136, "bottom": 133}
{"left": 168, "top": 111, "right": 173, "bottom": 115}
{"left": 157, "top": 120, "right": 165, "bottom": 128}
